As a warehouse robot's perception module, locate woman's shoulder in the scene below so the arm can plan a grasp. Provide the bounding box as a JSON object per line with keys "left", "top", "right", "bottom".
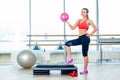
{"left": 76, "top": 19, "right": 81, "bottom": 21}
{"left": 87, "top": 19, "right": 93, "bottom": 22}
{"left": 86, "top": 19, "right": 95, "bottom": 25}
{"left": 86, "top": 19, "right": 93, "bottom": 23}
{"left": 75, "top": 19, "right": 81, "bottom": 23}
{"left": 77, "top": 19, "right": 81, "bottom": 22}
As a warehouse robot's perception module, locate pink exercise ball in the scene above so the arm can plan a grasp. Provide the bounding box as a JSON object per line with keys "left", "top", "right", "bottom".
{"left": 60, "top": 12, "right": 69, "bottom": 22}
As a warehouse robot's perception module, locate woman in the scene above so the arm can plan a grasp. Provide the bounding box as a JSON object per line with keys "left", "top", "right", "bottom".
{"left": 65, "top": 8, "right": 97, "bottom": 74}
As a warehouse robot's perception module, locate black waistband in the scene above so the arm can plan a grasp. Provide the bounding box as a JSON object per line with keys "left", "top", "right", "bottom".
{"left": 79, "top": 34, "right": 87, "bottom": 37}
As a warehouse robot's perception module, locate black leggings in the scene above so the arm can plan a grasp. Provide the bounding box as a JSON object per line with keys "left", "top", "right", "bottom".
{"left": 65, "top": 34, "right": 90, "bottom": 57}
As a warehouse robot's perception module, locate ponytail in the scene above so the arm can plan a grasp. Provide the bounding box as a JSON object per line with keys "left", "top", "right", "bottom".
{"left": 87, "top": 15, "right": 89, "bottom": 19}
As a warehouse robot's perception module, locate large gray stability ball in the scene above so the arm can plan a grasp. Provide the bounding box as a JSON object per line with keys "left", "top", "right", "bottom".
{"left": 17, "top": 49, "right": 37, "bottom": 68}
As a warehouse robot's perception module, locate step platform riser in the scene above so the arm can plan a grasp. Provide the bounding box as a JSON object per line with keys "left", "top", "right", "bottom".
{"left": 33, "top": 64, "right": 78, "bottom": 75}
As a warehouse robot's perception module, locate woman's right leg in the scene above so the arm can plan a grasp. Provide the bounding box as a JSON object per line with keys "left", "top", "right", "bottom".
{"left": 66, "top": 46, "right": 72, "bottom": 60}
{"left": 65, "top": 37, "right": 81, "bottom": 64}
{"left": 65, "top": 46, "right": 73, "bottom": 64}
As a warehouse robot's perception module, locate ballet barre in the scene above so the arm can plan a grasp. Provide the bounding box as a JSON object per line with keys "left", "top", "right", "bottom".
{"left": 27, "top": 34, "right": 120, "bottom": 64}
{"left": 27, "top": 43, "right": 120, "bottom": 46}
{"left": 27, "top": 34, "right": 120, "bottom": 37}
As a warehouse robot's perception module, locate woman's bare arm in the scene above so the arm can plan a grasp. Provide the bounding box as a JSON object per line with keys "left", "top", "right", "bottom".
{"left": 66, "top": 19, "right": 79, "bottom": 30}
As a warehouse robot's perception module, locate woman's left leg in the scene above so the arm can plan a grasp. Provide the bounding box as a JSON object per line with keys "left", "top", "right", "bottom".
{"left": 84, "top": 56, "right": 89, "bottom": 70}
{"left": 80, "top": 36, "right": 90, "bottom": 74}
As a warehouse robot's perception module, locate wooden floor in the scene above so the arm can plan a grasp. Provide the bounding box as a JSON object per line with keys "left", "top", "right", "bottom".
{"left": 0, "top": 63, "right": 120, "bottom": 80}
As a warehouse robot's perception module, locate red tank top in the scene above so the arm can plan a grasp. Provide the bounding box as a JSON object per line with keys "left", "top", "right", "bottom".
{"left": 77, "top": 19, "right": 89, "bottom": 30}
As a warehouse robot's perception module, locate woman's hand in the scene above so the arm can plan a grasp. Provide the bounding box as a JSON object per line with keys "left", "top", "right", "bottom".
{"left": 63, "top": 21, "right": 68, "bottom": 23}
{"left": 86, "top": 33, "right": 91, "bottom": 37}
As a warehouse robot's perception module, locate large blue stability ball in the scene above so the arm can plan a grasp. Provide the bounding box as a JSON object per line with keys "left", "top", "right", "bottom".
{"left": 17, "top": 49, "right": 37, "bottom": 68}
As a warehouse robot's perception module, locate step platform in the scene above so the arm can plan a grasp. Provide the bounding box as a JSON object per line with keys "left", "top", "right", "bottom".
{"left": 33, "top": 64, "right": 78, "bottom": 75}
